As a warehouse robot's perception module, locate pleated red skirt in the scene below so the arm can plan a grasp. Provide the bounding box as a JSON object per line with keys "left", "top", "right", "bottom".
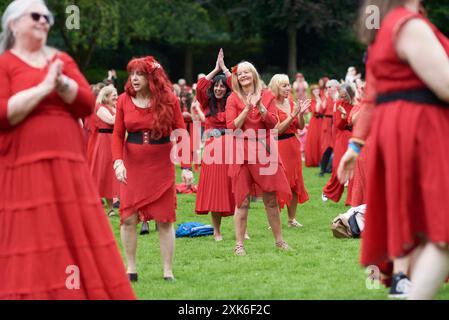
{"left": 322, "top": 129, "right": 352, "bottom": 202}
{"left": 305, "top": 117, "right": 322, "bottom": 167}
{"left": 0, "top": 157, "right": 135, "bottom": 299}
{"left": 196, "top": 136, "right": 234, "bottom": 216}
{"left": 361, "top": 102, "right": 449, "bottom": 274}
{"left": 278, "top": 136, "right": 309, "bottom": 208}
{"left": 120, "top": 142, "right": 176, "bottom": 224}
{"left": 89, "top": 132, "right": 119, "bottom": 199}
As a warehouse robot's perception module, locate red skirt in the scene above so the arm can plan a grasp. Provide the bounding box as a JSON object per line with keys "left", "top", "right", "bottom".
{"left": 347, "top": 143, "right": 368, "bottom": 207}
{"left": 322, "top": 129, "right": 352, "bottom": 203}
{"left": 0, "top": 157, "right": 135, "bottom": 299}
{"left": 361, "top": 102, "right": 449, "bottom": 276}
{"left": 120, "top": 142, "right": 176, "bottom": 224}
{"left": 305, "top": 117, "right": 322, "bottom": 167}
{"left": 320, "top": 117, "right": 333, "bottom": 156}
{"left": 196, "top": 135, "right": 234, "bottom": 216}
{"left": 89, "top": 132, "right": 119, "bottom": 199}
{"left": 278, "top": 135, "right": 309, "bottom": 207}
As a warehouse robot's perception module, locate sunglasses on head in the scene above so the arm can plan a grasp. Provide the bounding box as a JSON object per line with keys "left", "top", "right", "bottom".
{"left": 30, "top": 12, "right": 51, "bottom": 24}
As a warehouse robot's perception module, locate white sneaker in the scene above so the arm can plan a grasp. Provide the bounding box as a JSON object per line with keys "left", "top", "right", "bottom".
{"left": 321, "top": 193, "right": 328, "bottom": 202}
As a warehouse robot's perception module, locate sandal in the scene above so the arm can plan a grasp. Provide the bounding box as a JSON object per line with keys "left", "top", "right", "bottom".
{"left": 288, "top": 219, "right": 303, "bottom": 228}
{"left": 234, "top": 244, "right": 247, "bottom": 256}
{"left": 276, "top": 240, "right": 291, "bottom": 251}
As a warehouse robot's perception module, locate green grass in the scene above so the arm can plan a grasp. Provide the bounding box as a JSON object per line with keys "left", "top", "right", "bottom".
{"left": 106, "top": 165, "right": 449, "bottom": 300}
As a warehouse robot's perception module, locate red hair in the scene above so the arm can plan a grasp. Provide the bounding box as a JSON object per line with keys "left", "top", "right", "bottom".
{"left": 125, "top": 56, "right": 177, "bottom": 139}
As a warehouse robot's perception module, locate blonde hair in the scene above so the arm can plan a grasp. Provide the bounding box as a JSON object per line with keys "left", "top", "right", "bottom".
{"left": 96, "top": 85, "right": 117, "bottom": 106}
{"left": 268, "top": 74, "right": 290, "bottom": 99}
{"left": 0, "top": 0, "right": 54, "bottom": 54}
{"left": 231, "top": 61, "right": 263, "bottom": 102}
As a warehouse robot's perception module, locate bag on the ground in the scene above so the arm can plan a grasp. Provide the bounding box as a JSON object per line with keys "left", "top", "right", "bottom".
{"left": 175, "top": 222, "right": 214, "bottom": 238}
{"left": 331, "top": 204, "right": 366, "bottom": 238}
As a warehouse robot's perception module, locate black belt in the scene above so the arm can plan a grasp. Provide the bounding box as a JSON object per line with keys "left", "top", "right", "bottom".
{"left": 314, "top": 114, "right": 324, "bottom": 119}
{"left": 276, "top": 133, "right": 296, "bottom": 141}
{"left": 126, "top": 131, "right": 171, "bottom": 145}
{"left": 98, "top": 128, "right": 113, "bottom": 134}
{"left": 344, "top": 125, "right": 353, "bottom": 132}
{"left": 207, "top": 128, "right": 228, "bottom": 138}
{"left": 376, "top": 88, "right": 449, "bottom": 108}
{"left": 324, "top": 115, "right": 333, "bottom": 118}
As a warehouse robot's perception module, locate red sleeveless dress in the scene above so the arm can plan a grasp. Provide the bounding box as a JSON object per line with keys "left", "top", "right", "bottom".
{"left": 276, "top": 99, "right": 309, "bottom": 207}
{"left": 195, "top": 77, "right": 235, "bottom": 216}
{"left": 353, "top": 7, "right": 449, "bottom": 277}
{"left": 304, "top": 99, "right": 323, "bottom": 167}
{"left": 88, "top": 104, "right": 119, "bottom": 199}
{"left": 0, "top": 51, "right": 135, "bottom": 299}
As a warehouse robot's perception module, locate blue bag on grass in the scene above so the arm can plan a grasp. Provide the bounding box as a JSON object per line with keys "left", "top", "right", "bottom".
{"left": 175, "top": 222, "right": 214, "bottom": 238}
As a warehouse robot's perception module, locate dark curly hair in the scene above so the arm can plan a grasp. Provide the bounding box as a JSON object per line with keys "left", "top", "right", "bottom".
{"left": 206, "top": 74, "right": 232, "bottom": 117}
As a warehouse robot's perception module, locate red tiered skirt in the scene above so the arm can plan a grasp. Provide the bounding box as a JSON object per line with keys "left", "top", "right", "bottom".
{"left": 0, "top": 153, "right": 135, "bottom": 299}
{"left": 196, "top": 135, "right": 234, "bottom": 216}
{"left": 278, "top": 135, "right": 309, "bottom": 208}
{"left": 119, "top": 141, "right": 176, "bottom": 224}
{"left": 89, "top": 131, "right": 119, "bottom": 199}
{"left": 305, "top": 117, "right": 322, "bottom": 167}
{"left": 361, "top": 102, "right": 449, "bottom": 276}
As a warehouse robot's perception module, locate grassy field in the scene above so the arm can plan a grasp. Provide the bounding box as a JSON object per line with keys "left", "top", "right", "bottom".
{"left": 107, "top": 165, "right": 449, "bottom": 300}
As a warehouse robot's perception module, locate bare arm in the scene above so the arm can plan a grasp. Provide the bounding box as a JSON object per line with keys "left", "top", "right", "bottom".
{"left": 96, "top": 106, "right": 116, "bottom": 125}
{"left": 396, "top": 18, "right": 449, "bottom": 102}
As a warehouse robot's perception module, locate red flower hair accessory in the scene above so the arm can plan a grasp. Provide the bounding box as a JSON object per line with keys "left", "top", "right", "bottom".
{"left": 231, "top": 65, "right": 238, "bottom": 75}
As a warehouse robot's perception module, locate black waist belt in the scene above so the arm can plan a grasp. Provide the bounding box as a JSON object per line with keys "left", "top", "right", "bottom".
{"left": 344, "top": 125, "right": 353, "bottom": 132}
{"left": 315, "top": 114, "right": 324, "bottom": 119}
{"left": 376, "top": 88, "right": 449, "bottom": 108}
{"left": 207, "top": 128, "right": 228, "bottom": 138}
{"left": 276, "top": 133, "right": 296, "bottom": 141}
{"left": 324, "top": 115, "right": 333, "bottom": 118}
{"left": 126, "top": 131, "right": 171, "bottom": 145}
{"left": 98, "top": 128, "right": 113, "bottom": 134}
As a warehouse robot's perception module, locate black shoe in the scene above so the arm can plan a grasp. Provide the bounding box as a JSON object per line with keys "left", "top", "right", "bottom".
{"left": 164, "top": 276, "right": 176, "bottom": 282}
{"left": 128, "top": 273, "right": 138, "bottom": 282}
{"left": 319, "top": 172, "right": 324, "bottom": 177}
{"left": 113, "top": 200, "right": 120, "bottom": 209}
{"left": 140, "top": 222, "right": 150, "bottom": 235}
{"left": 388, "top": 272, "right": 411, "bottom": 299}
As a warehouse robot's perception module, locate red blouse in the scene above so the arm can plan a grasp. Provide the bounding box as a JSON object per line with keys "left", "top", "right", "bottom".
{"left": 277, "top": 98, "right": 301, "bottom": 135}
{"left": 111, "top": 93, "right": 186, "bottom": 161}
{"left": 95, "top": 104, "right": 115, "bottom": 130}
{"left": 335, "top": 100, "right": 354, "bottom": 131}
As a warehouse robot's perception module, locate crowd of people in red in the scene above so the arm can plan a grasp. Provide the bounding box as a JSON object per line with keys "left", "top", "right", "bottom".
{"left": 1, "top": 0, "right": 448, "bottom": 301}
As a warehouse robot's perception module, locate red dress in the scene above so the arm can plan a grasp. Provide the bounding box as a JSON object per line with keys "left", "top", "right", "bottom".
{"left": 276, "top": 100, "right": 309, "bottom": 207}
{"left": 225, "top": 90, "right": 292, "bottom": 207}
{"left": 354, "top": 7, "right": 449, "bottom": 276}
{"left": 0, "top": 51, "right": 135, "bottom": 299}
{"left": 322, "top": 100, "right": 353, "bottom": 202}
{"left": 87, "top": 104, "right": 119, "bottom": 199}
{"left": 320, "top": 96, "right": 335, "bottom": 156}
{"left": 195, "top": 77, "right": 234, "bottom": 216}
{"left": 111, "top": 93, "right": 185, "bottom": 224}
{"left": 304, "top": 99, "right": 323, "bottom": 167}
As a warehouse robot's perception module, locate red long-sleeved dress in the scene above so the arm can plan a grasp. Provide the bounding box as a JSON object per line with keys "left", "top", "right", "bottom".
{"left": 304, "top": 99, "right": 323, "bottom": 167}
{"left": 0, "top": 50, "right": 135, "bottom": 299}
{"left": 111, "top": 92, "right": 185, "bottom": 224}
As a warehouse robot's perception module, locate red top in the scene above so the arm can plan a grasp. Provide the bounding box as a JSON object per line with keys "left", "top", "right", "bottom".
{"left": 196, "top": 77, "right": 232, "bottom": 130}
{"left": 335, "top": 100, "right": 354, "bottom": 130}
{"left": 322, "top": 96, "right": 335, "bottom": 117}
{"left": 277, "top": 98, "right": 301, "bottom": 135}
{"left": 0, "top": 50, "right": 94, "bottom": 161}
{"left": 226, "top": 89, "right": 278, "bottom": 131}
{"left": 95, "top": 104, "right": 115, "bottom": 130}
{"left": 111, "top": 93, "right": 185, "bottom": 161}
{"left": 309, "top": 98, "right": 323, "bottom": 117}
{"left": 354, "top": 7, "right": 449, "bottom": 141}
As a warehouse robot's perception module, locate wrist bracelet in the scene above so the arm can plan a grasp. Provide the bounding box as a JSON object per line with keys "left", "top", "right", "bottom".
{"left": 348, "top": 141, "right": 361, "bottom": 155}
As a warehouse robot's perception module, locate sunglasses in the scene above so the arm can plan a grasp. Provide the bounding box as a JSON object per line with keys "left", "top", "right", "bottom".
{"left": 30, "top": 12, "right": 51, "bottom": 24}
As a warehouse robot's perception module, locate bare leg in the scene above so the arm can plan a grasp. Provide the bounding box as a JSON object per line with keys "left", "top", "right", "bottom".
{"left": 211, "top": 212, "right": 223, "bottom": 241}
{"left": 120, "top": 213, "right": 138, "bottom": 273}
{"left": 234, "top": 198, "right": 250, "bottom": 246}
{"left": 393, "top": 256, "right": 410, "bottom": 275}
{"left": 157, "top": 221, "right": 175, "bottom": 279}
{"left": 263, "top": 192, "right": 283, "bottom": 244}
{"left": 409, "top": 242, "right": 449, "bottom": 300}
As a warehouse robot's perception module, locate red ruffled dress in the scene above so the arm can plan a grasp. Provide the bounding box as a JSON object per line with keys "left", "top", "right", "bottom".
{"left": 111, "top": 93, "right": 185, "bottom": 224}
{"left": 320, "top": 96, "right": 335, "bottom": 157}
{"left": 195, "top": 77, "right": 235, "bottom": 216}
{"left": 322, "top": 100, "right": 353, "bottom": 202}
{"left": 354, "top": 7, "right": 449, "bottom": 277}
{"left": 87, "top": 104, "right": 119, "bottom": 199}
{"left": 0, "top": 51, "right": 135, "bottom": 299}
{"left": 225, "top": 90, "right": 292, "bottom": 207}
{"left": 304, "top": 99, "right": 323, "bottom": 167}
{"left": 276, "top": 100, "right": 309, "bottom": 207}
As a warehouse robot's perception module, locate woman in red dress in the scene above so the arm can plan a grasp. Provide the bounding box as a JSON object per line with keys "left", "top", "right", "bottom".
{"left": 322, "top": 84, "right": 354, "bottom": 203}
{"left": 339, "top": 0, "right": 449, "bottom": 299}
{"left": 195, "top": 49, "right": 235, "bottom": 241}
{"left": 112, "top": 56, "right": 187, "bottom": 282}
{"left": 226, "top": 61, "right": 292, "bottom": 255}
{"left": 305, "top": 84, "right": 324, "bottom": 167}
{"left": 0, "top": 0, "right": 135, "bottom": 299}
{"left": 268, "top": 74, "right": 310, "bottom": 227}
{"left": 87, "top": 85, "right": 119, "bottom": 216}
